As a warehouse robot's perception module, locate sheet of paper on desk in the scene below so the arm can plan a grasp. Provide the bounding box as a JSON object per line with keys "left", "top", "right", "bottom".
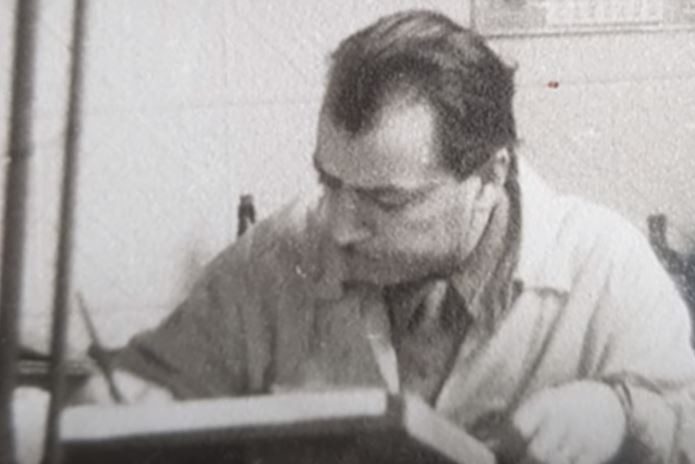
{"left": 61, "top": 388, "right": 496, "bottom": 464}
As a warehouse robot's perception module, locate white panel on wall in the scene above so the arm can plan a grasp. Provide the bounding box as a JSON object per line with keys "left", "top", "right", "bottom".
{"left": 83, "top": 0, "right": 226, "bottom": 112}
{"left": 491, "top": 30, "right": 695, "bottom": 86}
{"left": 350, "top": 0, "right": 470, "bottom": 30}
{"left": 490, "top": 30, "right": 695, "bottom": 251}
{"left": 229, "top": 1, "right": 352, "bottom": 102}
{"left": 70, "top": 0, "right": 238, "bottom": 346}
{"left": 226, "top": 102, "right": 320, "bottom": 213}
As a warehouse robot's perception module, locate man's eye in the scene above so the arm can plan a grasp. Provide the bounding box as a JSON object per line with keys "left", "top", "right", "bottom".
{"left": 360, "top": 192, "right": 413, "bottom": 212}
{"left": 369, "top": 189, "right": 431, "bottom": 211}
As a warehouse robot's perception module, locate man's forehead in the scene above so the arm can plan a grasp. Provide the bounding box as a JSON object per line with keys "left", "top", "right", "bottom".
{"left": 315, "top": 100, "right": 446, "bottom": 188}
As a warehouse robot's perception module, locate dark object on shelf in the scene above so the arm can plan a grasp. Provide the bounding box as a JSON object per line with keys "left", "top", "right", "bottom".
{"left": 237, "top": 194, "right": 256, "bottom": 237}
{"left": 649, "top": 215, "right": 687, "bottom": 275}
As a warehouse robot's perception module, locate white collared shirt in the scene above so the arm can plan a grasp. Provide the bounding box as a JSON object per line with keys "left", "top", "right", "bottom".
{"left": 118, "top": 157, "right": 695, "bottom": 462}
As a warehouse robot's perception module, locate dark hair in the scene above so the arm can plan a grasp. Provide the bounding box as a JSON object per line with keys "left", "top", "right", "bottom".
{"left": 323, "top": 10, "right": 517, "bottom": 179}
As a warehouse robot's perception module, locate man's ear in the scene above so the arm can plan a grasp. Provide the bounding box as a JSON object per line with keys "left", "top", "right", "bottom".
{"left": 482, "top": 147, "right": 510, "bottom": 187}
{"left": 472, "top": 148, "right": 510, "bottom": 210}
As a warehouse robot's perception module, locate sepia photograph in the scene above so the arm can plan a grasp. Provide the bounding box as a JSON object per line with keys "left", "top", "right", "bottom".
{"left": 1, "top": 1, "right": 695, "bottom": 463}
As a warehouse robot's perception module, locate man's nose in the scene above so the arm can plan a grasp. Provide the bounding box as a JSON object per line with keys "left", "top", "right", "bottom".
{"left": 329, "top": 189, "right": 371, "bottom": 247}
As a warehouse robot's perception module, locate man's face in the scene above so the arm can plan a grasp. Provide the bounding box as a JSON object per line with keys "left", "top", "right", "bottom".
{"left": 314, "top": 98, "right": 497, "bottom": 286}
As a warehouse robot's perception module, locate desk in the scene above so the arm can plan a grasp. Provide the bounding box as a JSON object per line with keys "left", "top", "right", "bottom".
{"left": 61, "top": 389, "right": 495, "bottom": 464}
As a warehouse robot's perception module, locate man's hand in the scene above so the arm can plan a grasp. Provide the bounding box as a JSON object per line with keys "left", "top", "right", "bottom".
{"left": 499, "top": 381, "right": 627, "bottom": 464}
{"left": 73, "top": 370, "right": 174, "bottom": 405}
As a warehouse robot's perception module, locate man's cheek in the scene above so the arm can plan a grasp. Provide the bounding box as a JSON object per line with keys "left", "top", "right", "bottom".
{"left": 378, "top": 215, "right": 437, "bottom": 244}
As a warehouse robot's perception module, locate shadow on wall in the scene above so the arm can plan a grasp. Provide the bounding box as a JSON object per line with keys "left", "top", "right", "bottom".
{"left": 648, "top": 214, "right": 695, "bottom": 345}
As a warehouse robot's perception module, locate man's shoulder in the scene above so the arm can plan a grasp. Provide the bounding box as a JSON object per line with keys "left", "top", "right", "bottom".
{"left": 545, "top": 191, "right": 658, "bottom": 287}
{"left": 519, "top": 159, "right": 645, "bottom": 254}
{"left": 517, "top": 161, "right": 656, "bottom": 290}
{"left": 557, "top": 194, "right": 647, "bottom": 255}
{"left": 203, "top": 192, "right": 322, "bottom": 289}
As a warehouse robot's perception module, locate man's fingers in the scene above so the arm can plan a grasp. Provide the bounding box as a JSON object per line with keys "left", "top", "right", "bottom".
{"left": 495, "top": 418, "right": 528, "bottom": 463}
{"left": 506, "top": 382, "right": 627, "bottom": 464}
{"left": 513, "top": 391, "right": 549, "bottom": 439}
{"left": 74, "top": 370, "right": 174, "bottom": 405}
{"left": 512, "top": 388, "right": 584, "bottom": 464}
{"left": 521, "top": 417, "right": 572, "bottom": 464}
{"left": 518, "top": 414, "right": 551, "bottom": 464}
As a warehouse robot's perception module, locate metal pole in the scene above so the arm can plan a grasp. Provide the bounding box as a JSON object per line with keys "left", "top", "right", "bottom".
{"left": 470, "top": 0, "right": 478, "bottom": 32}
{"left": 42, "top": 0, "right": 88, "bottom": 463}
{"left": 0, "top": 0, "right": 41, "bottom": 462}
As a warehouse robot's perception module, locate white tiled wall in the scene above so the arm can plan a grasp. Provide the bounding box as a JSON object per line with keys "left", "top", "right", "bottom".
{"left": 1, "top": 2, "right": 694, "bottom": 352}
{"left": 491, "top": 30, "right": 695, "bottom": 250}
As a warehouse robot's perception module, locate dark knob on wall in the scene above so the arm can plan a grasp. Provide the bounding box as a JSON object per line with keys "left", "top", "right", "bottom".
{"left": 237, "top": 194, "right": 256, "bottom": 237}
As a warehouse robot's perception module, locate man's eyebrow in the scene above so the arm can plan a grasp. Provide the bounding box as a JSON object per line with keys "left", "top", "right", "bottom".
{"left": 354, "top": 184, "right": 412, "bottom": 197}
{"left": 313, "top": 156, "right": 432, "bottom": 196}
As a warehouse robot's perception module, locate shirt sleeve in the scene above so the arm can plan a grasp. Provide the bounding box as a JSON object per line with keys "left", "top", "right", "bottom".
{"left": 597, "top": 223, "right": 695, "bottom": 463}
{"left": 113, "top": 236, "right": 259, "bottom": 400}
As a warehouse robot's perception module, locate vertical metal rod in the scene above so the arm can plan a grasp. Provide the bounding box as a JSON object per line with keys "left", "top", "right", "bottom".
{"left": 0, "top": 0, "right": 40, "bottom": 462}
{"left": 41, "top": 0, "right": 88, "bottom": 463}
{"left": 470, "top": 0, "right": 478, "bottom": 32}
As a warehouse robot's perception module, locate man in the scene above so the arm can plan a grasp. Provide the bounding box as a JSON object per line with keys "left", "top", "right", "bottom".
{"left": 85, "top": 10, "right": 695, "bottom": 464}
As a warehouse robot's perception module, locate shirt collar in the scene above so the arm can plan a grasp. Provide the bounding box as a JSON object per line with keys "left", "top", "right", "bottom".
{"left": 449, "top": 184, "right": 514, "bottom": 321}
